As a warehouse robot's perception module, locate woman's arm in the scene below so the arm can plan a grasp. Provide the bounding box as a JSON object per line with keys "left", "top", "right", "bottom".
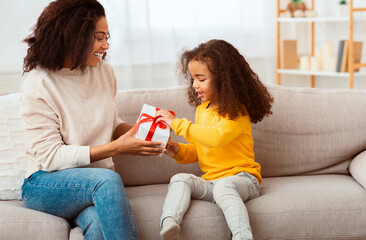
{"left": 22, "top": 93, "right": 91, "bottom": 171}
{"left": 112, "top": 122, "right": 134, "bottom": 140}
{"left": 23, "top": 94, "right": 165, "bottom": 166}
{"left": 91, "top": 125, "right": 165, "bottom": 163}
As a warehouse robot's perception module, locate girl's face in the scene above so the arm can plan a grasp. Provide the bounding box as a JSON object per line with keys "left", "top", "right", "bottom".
{"left": 86, "top": 16, "right": 110, "bottom": 67}
{"left": 188, "top": 60, "right": 215, "bottom": 107}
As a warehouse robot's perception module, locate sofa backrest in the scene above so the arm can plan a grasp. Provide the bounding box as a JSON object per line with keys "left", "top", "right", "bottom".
{"left": 114, "top": 84, "right": 366, "bottom": 186}
{"left": 252, "top": 84, "right": 366, "bottom": 177}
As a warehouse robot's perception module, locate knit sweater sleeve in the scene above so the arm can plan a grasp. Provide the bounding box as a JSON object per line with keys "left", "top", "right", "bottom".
{"left": 21, "top": 78, "right": 90, "bottom": 172}
{"left": 171, "top": 116, "right": 250, "bottom": 148}
{"left": 173, "top": 143, "right": 198, "bottom": 164}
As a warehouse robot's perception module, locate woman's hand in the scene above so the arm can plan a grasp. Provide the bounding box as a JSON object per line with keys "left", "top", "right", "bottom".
{"left": 155, "top": 109, "right": 176, "bottom": 127}
{"left": 165, "top": 139, "right": 180, "bottom": 158}
{"left": 114, "top": 126, "right": 165, "bottom": 156}
{"left": 90, "top": 126, "right": 164, "bottom": 163}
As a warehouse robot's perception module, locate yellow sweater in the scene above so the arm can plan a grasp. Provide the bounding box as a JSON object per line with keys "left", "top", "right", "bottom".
{"left": 171, "top": 101, "right": 262, "bottom": 183}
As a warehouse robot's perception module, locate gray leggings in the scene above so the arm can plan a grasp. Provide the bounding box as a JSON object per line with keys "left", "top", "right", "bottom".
{"left": 160, "top": 171, "right": 260, "bottom": 240}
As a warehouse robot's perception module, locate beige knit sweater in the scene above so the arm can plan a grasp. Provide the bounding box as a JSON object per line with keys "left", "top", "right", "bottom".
{"left": 21, "top": 62, "right": 123, "bottom": 178}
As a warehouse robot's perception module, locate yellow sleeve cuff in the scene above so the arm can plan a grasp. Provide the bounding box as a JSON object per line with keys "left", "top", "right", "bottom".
{"left": 173, "top": 143, "right": 186, "bottom": 162}
{"left": 171, "top": 118, "right": 180, "bottom": 131}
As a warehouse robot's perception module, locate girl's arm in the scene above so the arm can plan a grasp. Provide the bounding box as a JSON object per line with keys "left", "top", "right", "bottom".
{"left": 164, "top": 139, "right": 180, "bottom": 158}
{"left": 174, "top": 142, "right": 198, "bottom": 164}
{"left": 172, "top": 117, "right": 250, "bottom": 148}
{"left": 165, "top": 140, "right": 198, "bottom": 164}
{"left": 156, "top": 109, "right": 250, "bottom": 148}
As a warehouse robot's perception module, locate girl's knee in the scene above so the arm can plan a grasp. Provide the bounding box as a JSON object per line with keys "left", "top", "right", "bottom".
{"left": 212, "top": 180, "right": 236, "bottom": 199}
{"left": 213, "top": 179, "right": 236, "bottom": 191}
{"left": 170, "top": 173, "right": 195, "bottom": 183}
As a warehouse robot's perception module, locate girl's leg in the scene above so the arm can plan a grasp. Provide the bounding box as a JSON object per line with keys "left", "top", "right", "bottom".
{"left": 160, "top": 173, "right": 213, "bottom": 239}
{"left": 212, "top": 172, "right": 260, "bottom": 240}
{"left": 21, "top": 168, "right": 137, "bottom": 240}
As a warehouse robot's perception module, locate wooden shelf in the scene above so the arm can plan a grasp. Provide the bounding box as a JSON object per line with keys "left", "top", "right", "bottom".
{"left": 278, "top": 69, "right": 366, "bottom": 78}
{"left": 276, "top": 0, "right": 366, "bottom": 89}
{"left": 278, "top": 17, "right": 349, "bottom": 22}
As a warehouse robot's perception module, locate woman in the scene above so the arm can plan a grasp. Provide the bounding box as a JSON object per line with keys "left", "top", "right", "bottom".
{"left": 21, "top": 0, "right": 164, "bottom": 239}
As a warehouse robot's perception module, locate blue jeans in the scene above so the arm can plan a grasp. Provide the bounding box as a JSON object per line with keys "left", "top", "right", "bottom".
{"left": 21, "top": 168, "right": 138, "bottom": 240}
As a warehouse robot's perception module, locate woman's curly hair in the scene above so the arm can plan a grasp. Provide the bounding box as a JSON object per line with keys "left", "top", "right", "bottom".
{"left": 179, "top": 39, "right": 273, "bottom": 123}
{"left": 23, "top": 0, "right": 106, "bottom": 72}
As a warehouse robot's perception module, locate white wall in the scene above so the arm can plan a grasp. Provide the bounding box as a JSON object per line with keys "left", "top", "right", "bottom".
{"left": 1, "top": 0, "right": 365, "bottom": 94}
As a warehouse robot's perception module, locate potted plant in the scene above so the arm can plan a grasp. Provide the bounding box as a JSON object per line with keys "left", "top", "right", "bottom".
{"left": 285, "top": 0, "right": 308, "bottom": 17}
{"left": 337, "top": 0, "right": 348, "bottom": 17}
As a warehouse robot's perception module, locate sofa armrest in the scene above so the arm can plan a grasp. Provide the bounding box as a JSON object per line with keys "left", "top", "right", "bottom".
{"left": 349, "top": 150, "right": 366, "bottom": 190}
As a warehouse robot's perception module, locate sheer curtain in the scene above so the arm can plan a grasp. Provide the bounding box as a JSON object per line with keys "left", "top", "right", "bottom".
{"left": 100, "top": 0, "right": 276, "bottom": 89}
{"left": 0, "top": 0, "right": 276, "bottom": 92}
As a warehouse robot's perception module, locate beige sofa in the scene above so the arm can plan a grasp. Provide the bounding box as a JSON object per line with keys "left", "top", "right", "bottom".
{"left": 1, "top": 84, "right": 366, "bottom": 240}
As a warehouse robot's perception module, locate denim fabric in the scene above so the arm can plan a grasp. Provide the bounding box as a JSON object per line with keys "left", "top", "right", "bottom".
{"left": 21, "top": 168, "right": 137, "bottom": 240}
{"left": 160, "top": 172, "right": 260, "bottom": 240}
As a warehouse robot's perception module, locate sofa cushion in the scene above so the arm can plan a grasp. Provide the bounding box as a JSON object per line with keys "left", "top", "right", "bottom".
{"left": 249, "top": 174, "right": 366, "bottom": 239}
{"left": 69, "top": 227, "right": 83, "bottom": 240}
{"left": 0, "top": 93, "right": 27, "bottom": 200}
{"left": 252, "top": 85, "right": 366, "bottom": 177}
{"left": 0, "top": 200, "right": 70, "bottom": 240}
{"left": 349, "top": 150, "right": 366, "bottom": 190}
{"left": 126, "top": 184, "right": 231, "bottom": 240}
{"left": 114, "top": 86, "right": 203, "bottom": 186}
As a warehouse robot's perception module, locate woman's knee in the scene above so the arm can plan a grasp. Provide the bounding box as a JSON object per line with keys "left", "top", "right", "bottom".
{"left": 91, "top": 169, "right": 127, "bottom": 201}
{"left": 94, "top": 169, "right": 123, "bottom": 186}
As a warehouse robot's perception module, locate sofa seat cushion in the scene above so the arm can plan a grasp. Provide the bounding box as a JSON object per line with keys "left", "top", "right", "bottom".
{"left": 126, "top": 175, "right": 366, "bottom": 240}
{"left": 0, "top": 200, "right": 71, "bottom": 240}
{"left": 249, "top": 174, "right": 366, "bottom": 240}
{"left": 125, "top": 184, "right": 231, "bottom": 240}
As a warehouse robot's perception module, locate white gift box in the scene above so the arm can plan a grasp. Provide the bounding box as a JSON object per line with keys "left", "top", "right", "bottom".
{"left": 134, "top": 104, "right": 171, "bottom": 147}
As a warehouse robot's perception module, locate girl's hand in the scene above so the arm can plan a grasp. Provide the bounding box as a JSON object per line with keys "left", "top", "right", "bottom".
{"left": 165, "top": 139, "right": 180, "bottom": 158}
{"left": 114, "top": 126, "right": 165, "bottom": 156}
{"left": 155, "top": 109, "right": 176, "bottom": 127}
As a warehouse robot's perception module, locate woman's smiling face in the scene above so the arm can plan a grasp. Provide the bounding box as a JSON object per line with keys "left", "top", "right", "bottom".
{"left": 86, "top": 16, "right": 110, "bottom": 67}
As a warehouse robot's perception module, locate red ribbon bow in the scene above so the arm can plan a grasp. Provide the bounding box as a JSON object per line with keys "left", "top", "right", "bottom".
{"left": 135, "top": 107, "right": 175, "bottom": 141}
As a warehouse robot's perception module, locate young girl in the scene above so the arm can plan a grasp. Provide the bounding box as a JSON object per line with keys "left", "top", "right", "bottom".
{"left": 155, "top": 39, "right": 273, "bottom": 240}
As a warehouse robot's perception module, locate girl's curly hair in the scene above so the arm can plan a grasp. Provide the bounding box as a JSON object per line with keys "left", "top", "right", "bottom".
{"left": 23, "top": 0, "right": 106, "bottom": 72}
{"left": 179, "top": 39, "right": 273, "bottom": 123}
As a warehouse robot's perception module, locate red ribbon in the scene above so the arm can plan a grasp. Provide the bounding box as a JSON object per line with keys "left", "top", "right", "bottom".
{"left": 135, "top": 107, "right": 175, "bottom": 141}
